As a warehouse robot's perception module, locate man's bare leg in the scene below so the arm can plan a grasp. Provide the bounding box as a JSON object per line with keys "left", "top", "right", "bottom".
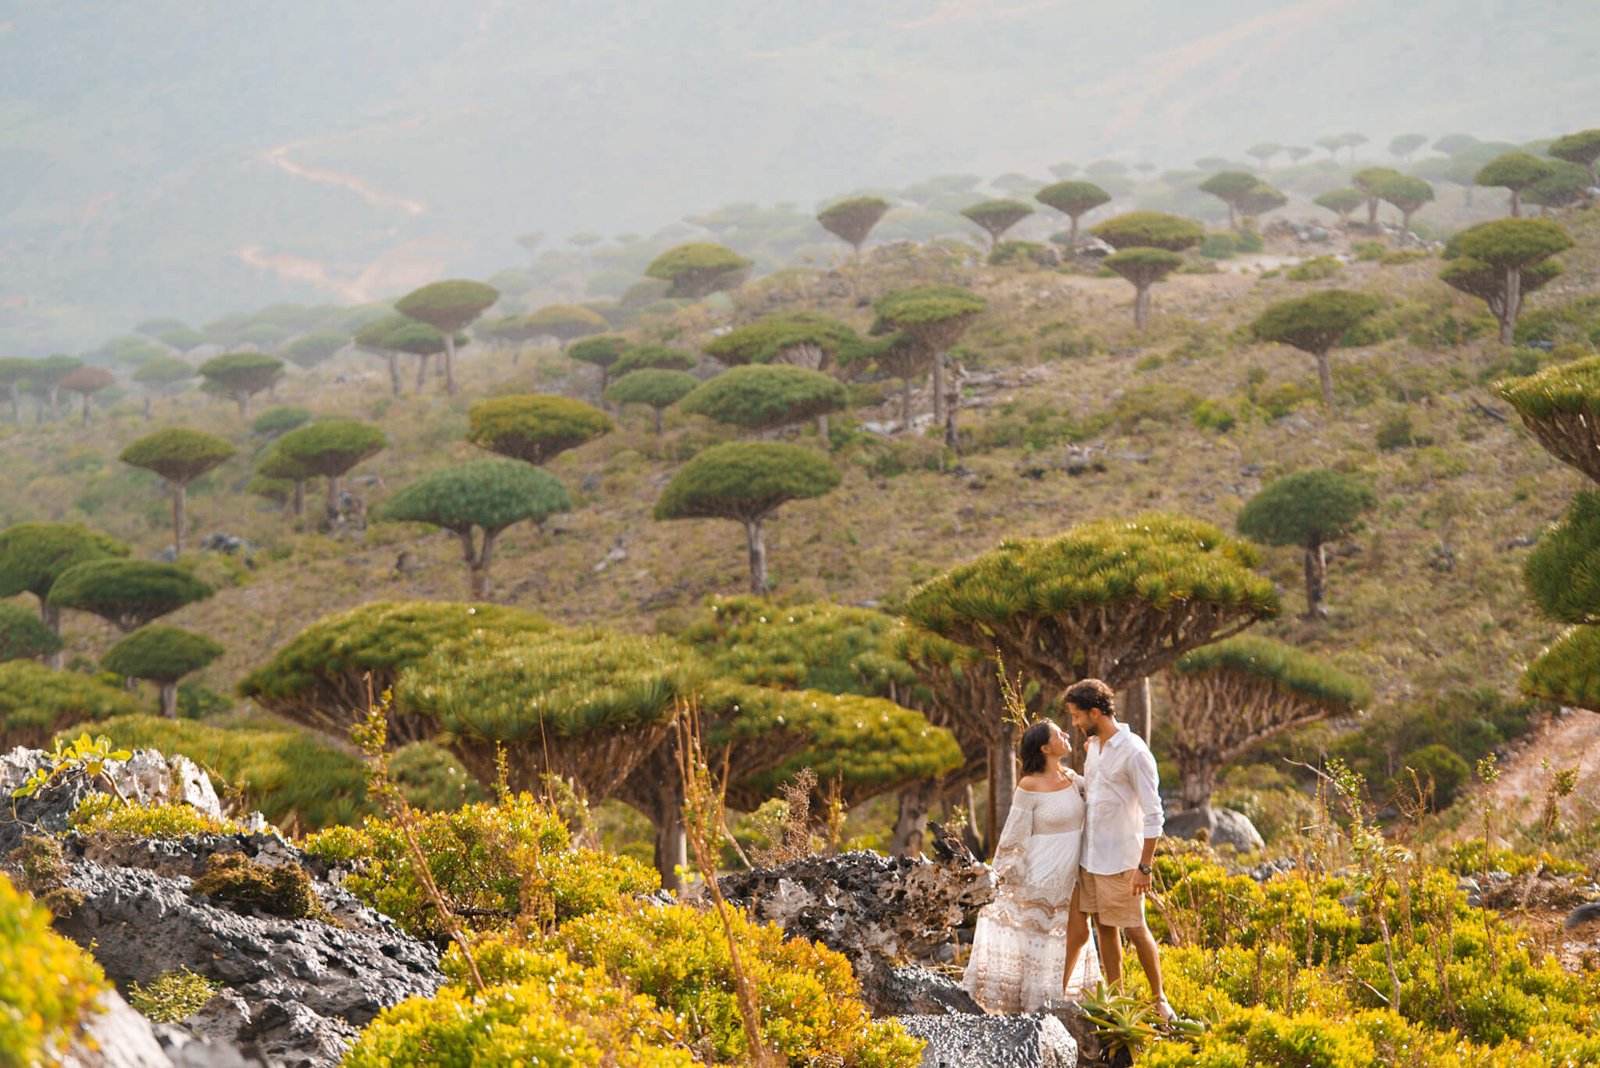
{"left": 1123, "top": 924, "right": 1167, "bottom": 1004}
{"left": 1096, "top": 922, "right": 1123, "bottom": 988}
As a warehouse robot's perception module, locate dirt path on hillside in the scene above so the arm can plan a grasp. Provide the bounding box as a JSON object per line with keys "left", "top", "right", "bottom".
{"left": 1476, "top": 710, "right": 1600, "bottom": 836}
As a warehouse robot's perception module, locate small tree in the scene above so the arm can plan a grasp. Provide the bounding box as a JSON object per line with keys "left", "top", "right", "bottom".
{"left": 959, "top": 199, "right": 1034, "bottom": 251}
{"left": 381, "top": 459, "right": 572, "bottom": 596}
{"left": 1525, "top": 160, "right": 1592, "bottom": 213}
{"left": 680, "top": 365, "right": 848, "bottom": 437}
{"left": 1235, "top": 183, "right": 1287, "bottom": 220}
{"left": 378, "top": 321, "right": 458, "bottom": 392}
{"left": 272, "top": 420, "right": 388, "bottom": 523}
{"left": 1199, "top": 171, "right": 1264, "bottom": 231}
{"left": 392, "top": 626, "right": 699, "bottom": 799}
{"left": 1549, "top": 128, "right": 1600, "bottom": 188}
{"left": 252, "top": 406, "right": 312, "bottom": 437}
{"left": 0, "top": 523, "right": 128, "bottom": 655}
{"left": 1236, "top": 468, "right": 1375, "bottom": 618}
{"left": 1475, "top": 152, "right": 1556, "bottom": 217}
{"left": 282, "top": 333, "right": 347, "bottom": 370}
{"left": 33, "top": 355, "right": 83, "bottom": 421}
{"left": 704, "top": 313, "right": 862, "bottom": 438}
{"left": 130, "top": 357, "right": 196, "bottom": 418}
{"left": 1250, "top": 290, "right": 1382, "bottom": 407}
{"left": 848, "top": 331, "right": 929, "bottom": 431}
{"left": 0, "top": 358, "right": 34, "bottom": 422}
{"left": 59, "top": 367, "right": 116, "bottom": 426}
{"left": 1352, "top": 166, "right": 1402, "bottom": 231}
{"left": 48, "top": 559, "right": 213, "bottom": 632}
{"left": 1372, "top": 173, "right": 1434, "bottom": 237}
{"left": 567, "top": 335, "right": 629, "bottom": 390}
{"left": 873, "top": 285, "right": 986, "bottom": 434}
{"left": 816, "top": 196, "right": 891, "bottom": 258}
{"left": 394, "top": 279, "right": 500, "bottom": 395}
{"left": 1314, "top": 188, "right": 1366, "bottom": 227}
{"left": 239, "top": 601, "right": 552, "bottom": 743}
{"left": 1388, "top": 134, "right": 1429, "bottom": 161}
{"left": 603, "top": 369, "right": 698, "bottom": 434}
{"left": 353, "top": 314, "right": 413, "bottom": 396}
{"left": 1166, "top": 636, "right": 1370, "bottom": 809}
{"left": 1034, "top": 180, "right": 1112, "bottom": 247}
{"left": 644, "top": 243, "right": 752, "bottom": 299}
{"left": 466, "top": 394, "right": 612, "bottom": 465}
{"left": 1092, "top": 210, "right": 1205, "bottom": 253}
{"left": 1102, "top": 248, "right": 1185, "bottom": 332}
{"left": 198, "top": 352, "right": 283, "bottom": 418}
{"left": 904, "top": 512, "right": 1278, "bottom": 692}
{"left": 611, "top": 343, "right": 697, "bottom": 379}
{"left": 256, "top": 446, "right": 313, "bottom": 518}
{"left": 1246, "top": 142, "right": 1282, "bottom": 168}
{"left": 654, "top": 442, "right": 841, "bottom": 594}
{"left": 1445, "top": 217, "right": 1573, "bottom": 343}
{"left": 1494, "top": 354, "right": 1600, "bottom": 484}
{"left": 119, "top": 428, "right": 237, "bottom": 553}
{"left": 0, "top": 602, "right": 63, "bottom": 664}
{"left": 102, "top": 625, "right": 223, "bottom": 718}
{"left": 522, "top": 304, "right": 608, "bottom": 352}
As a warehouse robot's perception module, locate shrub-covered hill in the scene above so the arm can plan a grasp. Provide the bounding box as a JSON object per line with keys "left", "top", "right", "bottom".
{"left": 1, "top": 208, "right": 1597, "bottom": 814}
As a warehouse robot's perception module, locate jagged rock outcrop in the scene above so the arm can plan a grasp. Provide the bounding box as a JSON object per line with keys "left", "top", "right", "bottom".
{"left": 2, "top": 747, "right": 443, "bottom": 1068}
{"left": 719, "top": 847, "right": 994, "bottom": 1015}
{"left": 898, "top": 1012, "right": 1078, "bottom": 1067}
{"left": 1162, "top": 806, "right": 1265, "bottom": 852}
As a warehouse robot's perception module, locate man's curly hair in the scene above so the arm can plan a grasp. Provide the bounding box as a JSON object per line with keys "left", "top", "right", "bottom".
{"left": 1063, "top": 678, "right": 1116, "bottom": 716}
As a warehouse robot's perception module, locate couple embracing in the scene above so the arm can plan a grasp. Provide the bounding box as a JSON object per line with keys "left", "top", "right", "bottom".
{"left": 961, "top": 679, "right": 1176, "bottom": 1022}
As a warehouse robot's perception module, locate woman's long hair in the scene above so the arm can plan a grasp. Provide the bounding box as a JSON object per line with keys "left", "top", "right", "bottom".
{"left": 1018, "top": 720, "right": 1053, "bottom": 776}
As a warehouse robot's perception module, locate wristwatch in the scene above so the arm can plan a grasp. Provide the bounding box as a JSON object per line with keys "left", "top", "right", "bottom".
{"left": 1137, "top": 864, "right": 1153, "bottom": 875}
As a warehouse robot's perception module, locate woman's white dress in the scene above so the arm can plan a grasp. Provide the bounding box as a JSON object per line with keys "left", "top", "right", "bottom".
{"left": 961, "top": 781, "right": 1099, "bottom": 1013}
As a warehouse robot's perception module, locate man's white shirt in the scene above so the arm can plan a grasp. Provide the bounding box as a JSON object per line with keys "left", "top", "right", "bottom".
{"left": 1081, "top": 722, "right": 1164, "bottom": 875}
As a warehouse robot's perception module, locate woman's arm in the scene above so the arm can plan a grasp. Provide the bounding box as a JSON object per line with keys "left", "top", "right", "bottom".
{"left": 990, "top": 790, "right": 1035, "bottom": 882}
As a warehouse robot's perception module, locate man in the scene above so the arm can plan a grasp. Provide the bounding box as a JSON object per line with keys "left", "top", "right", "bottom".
{"left": 1062, "top": 677, "right": 1174, "bottom": 1021}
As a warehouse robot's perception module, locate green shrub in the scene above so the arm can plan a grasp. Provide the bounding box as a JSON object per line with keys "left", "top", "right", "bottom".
{"left": 69, "top": 793, "right": 245, "bottom": 838}
{"left": 1236, "top": 227, "right": 1264, "bottom": 253}
{"left": 189, "top": 853, "right": 332, "bottom": 922}
{"left": 1, "top": 661, "right": 141, "bottom": 747}
{"left": 1284, "top": 256, "right": 1342, "bottom": 282}
{"left": 1395, "top": 743, "right": 1470, "bottom": 806}
{"left": 304, "top": 793, "right": 658, "bottom": 940}
{"left": 1379, "top": 249, "right": 1430, "bottom": 266}
{"left": 127, "top": 967, "right": 220, "bottom": 1023}
{"left": 1190, "top": 399, "right": 1237, "bottom": 432}
{"left": 987, "top": 240, "right": 1050, "bottom": 266}
{"left": 0, "top": 871, "right": 108, "bottom": 1063}
{"left": 1352, "top": 241, "right": 1385, "bottom": 261}
{"left": 1201, "top": 232, "right": 1240, "bottom": 260}
{"left": 1374, "top": 411, "right": 1429, "bottom": 451}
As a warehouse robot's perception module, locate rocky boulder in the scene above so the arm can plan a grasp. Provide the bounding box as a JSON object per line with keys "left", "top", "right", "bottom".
{"left": 897, "top": 1012, "right": 1078, "bottom": 1067}
{"left": 719, "top": 847, "right": 994, "bottom": 1015}
{"left": 1162, "top": 806, "right": 1265, "bottom": 852}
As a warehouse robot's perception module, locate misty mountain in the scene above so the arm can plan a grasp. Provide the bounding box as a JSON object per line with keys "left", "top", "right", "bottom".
{"left": 1, "top": 0, "right": 1595, "bottom": 352}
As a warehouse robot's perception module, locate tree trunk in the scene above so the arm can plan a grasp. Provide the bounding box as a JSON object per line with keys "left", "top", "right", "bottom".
{"left": 1501, "top": 265, "right": 1523, "bottom": 345}
{"left": 238, "top": 393, "right": 252, "bottom": 420}
{"left": 1401, "top": 209, "right": 1414, "bottom": 240}
{"left": 415, "top": 354, "right": 430, "bottom": 392}
{"left": 815, "top": 413, "right": 829, "bottom": 443}
{"left": 1226, "top": 203, "right": 1238, "bottom": 231}
{"left": 1068, "top": 214, "right": 1081, "bottom": 248}
{"left": 443, "top": 333, "right": 459, "bottom": 396}
{"left": 744, "top": 518, "right": 768, "bottom": 594}
{"left": 80, "top": 394, "right": 91, "bottom": 427}
{"left": 42, "top": 602, "right": 62, "bottom": 670}
{"left": 291, "top": 479, "right": 306, "bottom": 518}
{"left": 654, "top": 804, "right": 688, "bottom": 893}
{"left": 1509, "top": 189, "right": 1522, "bottom": 218}
{"left": 159, "top": 681, "right": 179, "bottom": 719}
{"left": 1134, "top": 284, "right": 1151, "bottom": 331}
{"left": 1176, "top": 752, "right": 1218, "bottom": 811}
{"left": 1304, "top": 540, "right": 1328, "bottom": 619}
{"left": 325, "top": 475, "right": 342, "bottom": 526}
{"left": 1366, "top": 195, "right": 1379, "bottom": 231}
{"left": 931, "top": 356, "right": 946, "bottom": 427}
{"left": 1315, "top": 348, "right": 1335, "bottom": 408}
{"left": 654, "top": 407, "right": 665, "bottom": 436}
{"left": 986, "top": 737, "right": 1017, "bottom": 860}
{"left": 1123, "top": 676, "right": 1153, "bottom": 743}
{"left": 899, "top": 377, "right": 914, "bottom": 431}
{"left": 173, "top": 482, "right": 188, "bottom": 554}
{"left": 8, "top": 383, "right": 19, "bottom": 423}
{"left": 384, "top": 352, "right": 402, "bottom": 397}
{"left": 890, "top": 779, "right": 939, "bottom": 858}
{"left": 142, "top": 393, "right": 153, "bottom": 420}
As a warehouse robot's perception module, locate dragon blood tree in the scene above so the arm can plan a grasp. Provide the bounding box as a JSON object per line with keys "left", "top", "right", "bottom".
{"left": 393, "top": 626, "right": 701, "bottom": 800}
{"left": 873, "top": 285, "right": 985, "bottom": 434}
{"left": 466, "top": 394, "right": 612, "bottom": 465}
{"left": 238, "top": 601, "right": 552, "bottom": 745}
{"left": 380, "top": 459, "right": 572, "bottom": 597}
{"left": 48, "top": 560, "right": 211, "bottom": 633}
{"left": 679, "top": 365, "right": 848, "bottom": 439}
{"left": 0, "top": 522, "right": 128, "bottom": 658}
{"left": 816, "top": 196, "right": 890, "bottom": 259}
{"left": 119, "top": 428, "right": 237, "bottom": 554}
{"left": 1165, "top": 635, "right": 1370, "bottom": 812}
{"left": 102, "top": 624, "right": 224, "bottom": 719}
{"left": 1497, "top": 356, "right": 1600, "bottom": 709}
{"left": 904, "top": 513, "right": 1278, "bottom": 699}
{"left": 394, "top": 280, "right": 499, "bottom": 396}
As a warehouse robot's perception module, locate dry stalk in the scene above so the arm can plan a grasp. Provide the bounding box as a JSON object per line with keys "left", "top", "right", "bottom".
{"left": 675, "top": 701, "right": 773, "bottom": 1067}
{"left": 750, "top": 768, "right": 815, "bottom": 867}
{"left": 1521, "top": 759, "right": 1579, "bottom": 911}
{"left": 353, "top": 678, "right": 484, "bottom": 994}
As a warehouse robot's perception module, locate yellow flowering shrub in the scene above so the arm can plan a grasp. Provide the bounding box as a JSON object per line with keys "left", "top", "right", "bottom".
{"left": 0, "top": 872, "right": 107, "bottom": 1065}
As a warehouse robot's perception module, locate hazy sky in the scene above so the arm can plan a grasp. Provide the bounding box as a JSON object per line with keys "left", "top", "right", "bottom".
{"left": 1, "top": 0, "right": 1596, "bottom": 348}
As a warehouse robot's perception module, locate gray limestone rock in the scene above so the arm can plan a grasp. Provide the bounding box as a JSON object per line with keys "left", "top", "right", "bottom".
{"left": 897, "top": 1012, "right": 1078, "bottom": 1068}
{"left": 1163, "top": 807, "right": 1265, "bottom": 852}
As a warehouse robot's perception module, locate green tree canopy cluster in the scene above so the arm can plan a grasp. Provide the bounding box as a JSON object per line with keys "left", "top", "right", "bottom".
{"left": 644, "top": 244, "right": 752, "bottom": 299}
{"left": 0, "top": 660, "right": 140, "bottom": 748}
{"left": 1442, "top": 218, "right": 1573, "bottom": 343}
{"left": 1091, "top": 212, "right": 1205, "bottom": 330}
{"left": 1250, "top": 290, "right": 1383, "bottom": 408}
{"left": 602, "top": 370, "right": 699, "bottom": 434}
{"left": 47, "top": 559, "right": 212, "bottom": 633}
{"left": 467, "top": 394, "right": 612, "bottom": 465}
{"left": 679, "top": 364, "right": 847, "bottom": 435}
{"left": 1236, "top": 468, "right": 1376, "bottom": 619}
{"left": 395, "top": 279, "right": 499, "bottom": 395}
{"left": 102, "top": 625, "right": 223, "bottom": 718}
{"left": 197, "top": 353, "right": 283, "bottom": 418}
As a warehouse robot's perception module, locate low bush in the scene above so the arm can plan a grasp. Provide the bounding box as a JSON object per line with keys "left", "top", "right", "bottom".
{"left": 0, "top": 871, "right": 108, "bottom": 1064}
{"left": 127, "top": 967, "right": 220, "bottom": 1023}
{"left": 69, "top": 793, "right": 244, "bottom": 838}
{"left": 1285, "top": 256, "right": 1342, "bottom": 281}
{"left": 189, "top": 853, "right": 332, "bottom": 922}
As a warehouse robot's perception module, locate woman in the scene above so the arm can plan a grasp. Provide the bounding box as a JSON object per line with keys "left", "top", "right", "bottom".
{"left": 962, "top": 720, "right": 1098, "bottom": 1013}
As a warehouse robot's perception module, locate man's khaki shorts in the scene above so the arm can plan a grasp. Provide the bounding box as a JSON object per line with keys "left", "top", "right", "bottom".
{"left": 1077, "top": 868, "right": 1146, "bottom": 929}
